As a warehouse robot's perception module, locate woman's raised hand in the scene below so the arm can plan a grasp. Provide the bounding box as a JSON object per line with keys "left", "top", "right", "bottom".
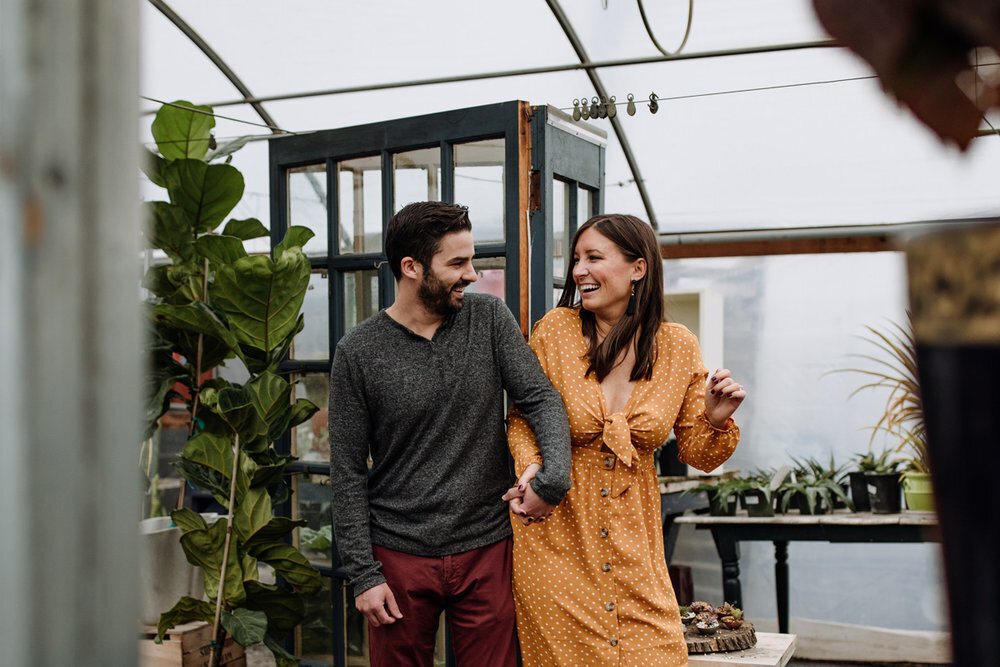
{"left": 705, "top": 368, "right": 746, "bottom": 428}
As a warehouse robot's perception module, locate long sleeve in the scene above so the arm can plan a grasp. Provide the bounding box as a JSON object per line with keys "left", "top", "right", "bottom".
{"left": 495, "top": 303, "right": 571, "bottom": 506}
{"left": 328, "top": 344, "right": 384, "bottom": 595}
{"left": 673, "top": 366, "right": 740, "bottom": 473}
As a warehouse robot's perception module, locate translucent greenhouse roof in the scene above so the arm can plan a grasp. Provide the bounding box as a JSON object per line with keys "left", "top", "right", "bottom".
{"left": 140, "top": 0, "right": 1000, "bottom": 233}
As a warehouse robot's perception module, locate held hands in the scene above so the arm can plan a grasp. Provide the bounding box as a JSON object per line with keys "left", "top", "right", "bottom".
{"left": 705, "top": 368, "right": 747, "bottom": 428}
{"left": 502, "top": 463, "right": 557, "bottom": 526}
{"left": 355, "top": 582, "right": 403, "bottom": 627}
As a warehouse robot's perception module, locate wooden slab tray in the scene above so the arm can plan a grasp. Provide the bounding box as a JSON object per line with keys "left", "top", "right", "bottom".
{"left": 685, "top": 621, "right": 757, "bottom": 654}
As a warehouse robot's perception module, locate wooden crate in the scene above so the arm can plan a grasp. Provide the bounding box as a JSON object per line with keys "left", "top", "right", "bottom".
{"left": 139, "top": 621, "right": 246, "bottom": 667}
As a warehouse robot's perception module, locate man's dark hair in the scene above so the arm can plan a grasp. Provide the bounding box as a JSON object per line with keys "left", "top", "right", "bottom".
{"left": 385, "top": 201, "right": 472, "bottom": 280}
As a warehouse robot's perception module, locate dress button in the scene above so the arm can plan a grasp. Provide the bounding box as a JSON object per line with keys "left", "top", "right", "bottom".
{"left": 609, "top": 637, "right": 618, "bottom": 646}
{"left": 606, "top": 602, "right": 615, "bottom": 611}
{"left": 600, "top": 488, "right": 609, "bottom": 497}
{"left": 602, "top": 562, "right": 611, "bottom": 572}
{"left": 604, "top": 456, "right": 614, "bottom": 467}
{"left": 600, "top": 528, "right": 609, "bottom": 538}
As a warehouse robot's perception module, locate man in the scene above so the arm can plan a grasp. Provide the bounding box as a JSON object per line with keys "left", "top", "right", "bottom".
{"left": 329, "top": 201, "right": 571, "bottom": 666}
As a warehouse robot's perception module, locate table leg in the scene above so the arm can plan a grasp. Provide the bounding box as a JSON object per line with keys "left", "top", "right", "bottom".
{"left": 711, "top": 529, "right": 742, "bottom": 608}
{"left": 774, "top": 540, "right": 789, "bottom": 634}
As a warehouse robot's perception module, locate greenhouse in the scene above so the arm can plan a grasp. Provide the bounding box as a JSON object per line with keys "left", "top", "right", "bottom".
{"left": 3, "top": 1, "right": 999, "bottom": 666}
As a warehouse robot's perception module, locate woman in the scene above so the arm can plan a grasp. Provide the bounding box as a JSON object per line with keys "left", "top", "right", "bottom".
{"left": 504, "top": 214, "right": 745, "bottom": 665}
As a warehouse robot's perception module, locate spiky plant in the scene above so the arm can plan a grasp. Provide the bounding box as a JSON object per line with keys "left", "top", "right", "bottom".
{"left": 845, "top": 315, "right": 929, "bottom": 474}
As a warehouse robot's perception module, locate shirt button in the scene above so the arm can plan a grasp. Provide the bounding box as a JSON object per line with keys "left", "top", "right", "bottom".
{"left": 602, "top": 562, "right": 611, "bottom": 572}
{"left": 600, "top": 488, "right": 609, "bottom": 497}
{"left": 600, "top": 528, "right": 609, "bottom": 538}
{"left": 604, "top": 456, "right": 614, "bottom": 467}
{"left": 609, "top": 637, "right": 618, "bottom": 646}
{"left": 606, "top": 602, "right": 615, "bottom": 611}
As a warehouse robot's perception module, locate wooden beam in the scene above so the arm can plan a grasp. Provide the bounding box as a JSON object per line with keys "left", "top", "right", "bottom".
{"left": 517, "top": 101, "right": 533, "bottom": 337}
{"left": 661, "top": 234, "right": 895, "bottom": 259}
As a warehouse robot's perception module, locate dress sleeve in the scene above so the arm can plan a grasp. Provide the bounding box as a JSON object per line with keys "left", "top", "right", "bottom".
{"left": 673, "top": 354, "right": 740, "bottom": 474}
{"left": 328, "top": 344, "right": 385, "bottom": 595}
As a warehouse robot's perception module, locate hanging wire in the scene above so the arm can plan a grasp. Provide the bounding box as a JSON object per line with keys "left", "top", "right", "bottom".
{"left": 637, "top": 0, "right": 693, "bottom": 57}
{"left": 140, "top": 96, "right": 297, "bottom": 135}
{"left": 563, "top": 74, "right": 880, "bottom": 116}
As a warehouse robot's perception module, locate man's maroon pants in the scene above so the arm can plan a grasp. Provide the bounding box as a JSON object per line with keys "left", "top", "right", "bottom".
{"left": 368, "top": 538, "right": 516, "bottom": 667}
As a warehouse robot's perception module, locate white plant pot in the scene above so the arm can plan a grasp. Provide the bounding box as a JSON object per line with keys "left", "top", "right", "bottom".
{"left": 138, "top": 516, "right": 209, "bottom": 627}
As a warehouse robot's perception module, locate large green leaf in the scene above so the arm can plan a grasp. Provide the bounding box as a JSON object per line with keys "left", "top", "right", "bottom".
{"left": 234, "top": 486, "right": 272, "bottom": 545}
{"left": 287, "top": 398, "right": 320, "bottom": 430}
{"left": 245, "top": 581, "right": 306, "bottom": 635}
{"left": 152, "top": 100, "right": 214, "bottom": 160}
{"left": 263, "top": 635, "right": 301, "bottom": 667}
{"left": 196, "top": 234, "right": 248, "bottom": 266}
{"left": 251, "top": 542, "right": 322, "bottom": 595}
{"left": 155, "top": 596, "right": 214, "bottom": 643}
{"left": 243, "top": 518, "right": 306, "bottom": 554}
{"left": 216, "top": 385, "right": 265, "bottom": 443}
{"left": 172, "top": 459, "right": 230, "bottom": 506}
{"left": 152, "top": 302, "right": 238, "bottom": 368}
{"left": 221, "top": 608, "right": 268, "bottom": 646}
{"left": 248, "top": 372, "right": 292, "bottom": 435}
{"left": 211, "top": 250, "right": 310, "bottom": 363}
{"left": 274, "top": 226, "right": 315, "bottom": 257}
{"left": 206, "top": 135, "right": 253, "bottom": 163}
{"left": 223, "top": 217, "right": 269, "bottom": 241}
{"left": 164, "top": 159, "right": 244, "bottom": 234}
{"left": 143, "top": 149, "right": 168, "bottom": 187}
{"left": 182, "top": 432, "right": 235, "bottom": 480}
{"left": 171, "top": 507, "right": 209, "bottom": 534}
{"left": 147, "top": 201, "right": 195, "bottom": 261}
{"left": 179, "top": 517, "right": 247, "bottom": 606}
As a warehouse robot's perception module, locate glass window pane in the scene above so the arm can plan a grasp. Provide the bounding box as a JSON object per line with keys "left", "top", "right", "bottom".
{"left": 338, "top": 156, "right": 382, "bottom": 255}
{"left": 454, "top": 139, "right": 505, "bottom": 244}
{"left": 299, "top": 576, "right": 335, "bottom": 663}
{"left": 292, "top": 271, "right": 329, "bottom": 361}
{"left": 294, "top": 373, "right": 329, "bottom": 462}
{"left": 394, "top": 147, "right": 441, "bottom": 211}
{"left": 287, "top": 164, "right": 328, "bottom": 258}
{"left": 552, "top": 179, "right": 569, "bottom": 279}
{"left": 466, "top": 256, "right": 505, "bottom": 300}
{"left": 344, "top": 269, "right": 380, "bottom": 331}
{"left": 578, "top": 185, "right": 593, "bottom": 228}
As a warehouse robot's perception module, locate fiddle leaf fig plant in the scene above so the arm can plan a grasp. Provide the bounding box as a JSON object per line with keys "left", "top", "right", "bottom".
{"left": 143, "top": 100, "right": 320, "bottom": 667}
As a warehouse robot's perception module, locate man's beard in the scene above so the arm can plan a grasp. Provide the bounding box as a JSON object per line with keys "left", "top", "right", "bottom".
{"left": 418, "top": 267, "right": 470, "bottom": 316}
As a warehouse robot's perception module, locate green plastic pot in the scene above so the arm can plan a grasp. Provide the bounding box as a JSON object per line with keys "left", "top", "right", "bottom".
{"left": 903, "top": 472, "right": 935, "bottom": 511}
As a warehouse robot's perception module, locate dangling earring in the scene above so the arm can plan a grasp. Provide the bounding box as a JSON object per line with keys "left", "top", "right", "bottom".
{"left": 625, "top": 280, "right": 637, "bottom": 316}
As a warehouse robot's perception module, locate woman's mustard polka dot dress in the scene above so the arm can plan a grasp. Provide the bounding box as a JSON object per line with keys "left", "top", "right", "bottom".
{"left": 508, "top": 307, "right": 740, "bottom": 666}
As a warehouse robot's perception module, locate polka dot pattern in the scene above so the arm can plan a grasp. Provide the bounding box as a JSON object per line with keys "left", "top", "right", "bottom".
{"left": 508, "top": 307, "right": 740, "bottom": 666}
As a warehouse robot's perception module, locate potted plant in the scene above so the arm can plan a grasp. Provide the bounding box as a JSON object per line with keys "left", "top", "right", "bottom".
{"left": 686, "top": 477, "right": 742, "bottom": 516}
{"left": 142, "top": 100, "right": 321, "bottom": 666}
{"left": 789, "top": 454, "right": 850, "bottom": 509}
{"left": 777, "top": 461, "right": 854, "bottom": 515}
{"left": 843, "top": 317, "right": 933, "bottom": 513}
{"left": 737, "top": 469, "right": 778, "bottom": 517}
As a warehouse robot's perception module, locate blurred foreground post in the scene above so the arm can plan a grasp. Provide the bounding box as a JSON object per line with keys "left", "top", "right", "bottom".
{"left": 0, "top": 0, "right": 141, "bottom": 664}
{"left": 906, "top": 224, "right": 1000, "bottom": 667}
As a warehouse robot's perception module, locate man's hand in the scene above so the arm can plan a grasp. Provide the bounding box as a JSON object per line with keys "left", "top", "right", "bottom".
{"left": 502, "top": 463, "right": 557, "bottom": 525}
{"left": 355, "top": 582, "right": 403, "bottom": 627}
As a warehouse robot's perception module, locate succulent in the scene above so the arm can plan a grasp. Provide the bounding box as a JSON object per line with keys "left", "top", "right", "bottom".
{"left": 689, "top": 600, "right": 715, "bottom": 614}
{"left": 696, "top": 618, "right": 720, "bottom": 635}
{"left": 694, "top": 611, "right": 717, "bottom": 625}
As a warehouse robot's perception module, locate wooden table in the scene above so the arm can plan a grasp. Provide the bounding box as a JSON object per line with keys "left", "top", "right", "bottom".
{"left": 688, "top": 632, "right": 797, "bottom": 666}
{"left": 675, "top": 510, "right": 940, "bottom": 634}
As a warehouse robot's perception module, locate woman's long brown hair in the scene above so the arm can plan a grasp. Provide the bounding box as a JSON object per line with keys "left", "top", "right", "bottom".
{"left": 557, "top": 214, "right": 664, "bottom": 382}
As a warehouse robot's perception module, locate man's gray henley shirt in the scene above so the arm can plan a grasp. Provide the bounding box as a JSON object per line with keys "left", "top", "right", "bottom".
{"left": 329, "top": 292, "right": 571, "bottom": 595}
